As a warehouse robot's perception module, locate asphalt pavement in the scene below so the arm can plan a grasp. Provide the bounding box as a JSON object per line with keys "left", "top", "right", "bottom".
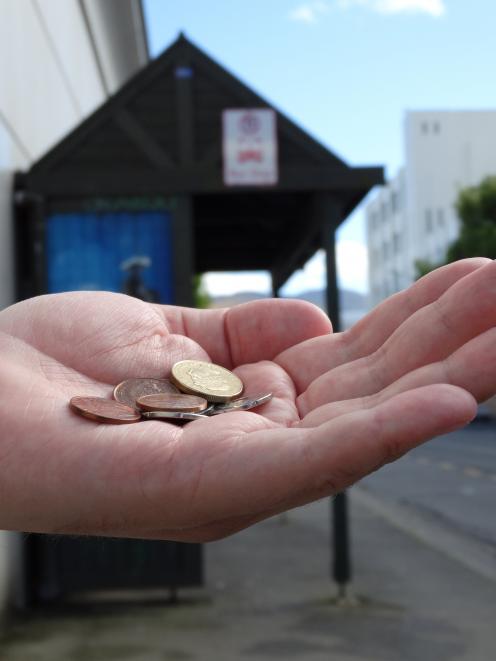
{"left": 361, "top": 418, "right": 496, "bottom": 570}
{"left": 1, "top": 421, "right": 495, "bottom": 661}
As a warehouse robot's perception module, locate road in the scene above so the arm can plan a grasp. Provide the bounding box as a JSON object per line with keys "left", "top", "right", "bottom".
{"left": 360, "top": 416, "right": 496, "bottom": 550}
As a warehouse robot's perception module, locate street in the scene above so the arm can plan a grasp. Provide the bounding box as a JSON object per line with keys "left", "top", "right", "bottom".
{"left": 360, "top": 417, "right": 496, "bottom": 551}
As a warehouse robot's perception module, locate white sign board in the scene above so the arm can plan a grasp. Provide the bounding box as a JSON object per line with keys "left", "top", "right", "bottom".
{"left": 222, "top": 109, "right": 278, "bottom": 186}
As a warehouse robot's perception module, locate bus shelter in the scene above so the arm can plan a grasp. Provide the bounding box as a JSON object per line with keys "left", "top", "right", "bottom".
{"left": 14, "top": 34, "right": 383, "bottom": 603}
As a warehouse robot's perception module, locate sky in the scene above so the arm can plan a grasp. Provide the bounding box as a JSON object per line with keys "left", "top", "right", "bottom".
{"left": 143, "top": 0, "right": 496, "bottom": 296}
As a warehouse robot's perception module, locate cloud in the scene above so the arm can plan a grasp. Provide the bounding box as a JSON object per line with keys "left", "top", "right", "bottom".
{"left": 337, "top": 0, "right": 446, "bottom": 17}
{"left": 289, "top": 0, "right": 445, "bottom": 24}
{"left": 289, "top": 1, "right": 330, "bottom": 24}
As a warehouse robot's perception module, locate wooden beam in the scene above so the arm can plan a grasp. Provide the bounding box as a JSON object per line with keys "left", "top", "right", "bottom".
{"left": 27, "top": 166, "right": 383, "bottom": 197}
{"left": 114, "top": 109, "right": 175, "bottom": 169}
{"left": 172, "top": 195, "right": 195, "bottom": 307}
{"left": 175, "top": 62, "right": 195, "bottom": 166}
{"left": 271, "top": 196, "right": 328, "bottom": 292}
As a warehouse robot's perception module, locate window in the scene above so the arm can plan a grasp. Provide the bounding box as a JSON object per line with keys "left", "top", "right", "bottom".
{"left": 383, "top": 241, "right": 389, "bottom": 261}
{"left": 421, "top": 121, "right": 429, "bottom": 135}
{"left": 392, "top": 270, "right": 400, "bottom": 291}
{"left": 393, "top": 233, "right": 401, "bottom": 254}
{"left": 381, "top": 202, "right": 388, "bottom": 222}
{"left": 391, "top": 190, "right": 399, "bottom": 214}
{"left": 425, "top": 209, "right": 433, "bottom": 233}
{"left": 437, "top": 208, "right": 445, "bottom": 226}
{"left": 433, "top": 121, "right": 440, "bottom": 134}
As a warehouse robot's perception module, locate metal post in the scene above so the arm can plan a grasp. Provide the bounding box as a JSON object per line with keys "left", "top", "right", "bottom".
{"left": 271, "top": 273, "right": 290, "bottom": 525}
{"left": 271, "top": 273, "right": 279, "bottom": 299}
{"left": 320, "top": 194, "right": 352, "bottom": 596}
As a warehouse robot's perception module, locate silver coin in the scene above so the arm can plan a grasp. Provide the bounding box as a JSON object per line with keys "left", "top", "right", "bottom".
{"left": 141, "top": 410, "right": 206, "bottom": 422}
{"left": 199, "top": 405, "right": 215, "bottom": 416}
{"left": 209, "top": 393, "right": 273, "bottom": 415}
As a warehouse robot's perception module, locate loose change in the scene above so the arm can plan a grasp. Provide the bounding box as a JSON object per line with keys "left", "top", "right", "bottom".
{"left": 69, "top": 359, "right": 273, "bottom": 425}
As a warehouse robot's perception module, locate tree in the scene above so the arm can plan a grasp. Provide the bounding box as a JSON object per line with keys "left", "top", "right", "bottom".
{"left": 414, "top": 258, "right": 440, "bottom": 279}
{"left": 447, "top": 175, "right": 496, "bottom": 261}
{"left": 414, "top": 175, "right": 496, "bottom": 279}
{"left": 193, "top": 274, "right": 211, "bottom": 309}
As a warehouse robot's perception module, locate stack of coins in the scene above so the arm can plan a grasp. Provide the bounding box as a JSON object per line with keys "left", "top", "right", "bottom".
{"left": 69, "top": 360, "right": 272, "bottom": 425}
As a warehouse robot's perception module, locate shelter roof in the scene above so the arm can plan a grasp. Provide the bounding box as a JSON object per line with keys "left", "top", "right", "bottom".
{"left": 23, "top": 34, "right": 383, "bottom": 286}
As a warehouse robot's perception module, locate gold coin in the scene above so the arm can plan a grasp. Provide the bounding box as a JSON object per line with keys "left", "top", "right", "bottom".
{"left": 170, "top": 360, "right": 243, "bottom": 403}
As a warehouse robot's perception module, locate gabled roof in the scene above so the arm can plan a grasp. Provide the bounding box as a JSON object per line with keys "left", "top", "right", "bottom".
{"left": 25, "top": 33, "right": 382, "bottom": 202}
{"left": 22, "top": 34, "right": 383, "bottom": 290}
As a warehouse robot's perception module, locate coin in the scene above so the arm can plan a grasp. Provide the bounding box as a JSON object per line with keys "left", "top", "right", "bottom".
{"left": 200, "top": 405, "right": 215, "bottom": 416}
{"left": 171, "top": 360, "right": 243, "bottom": 403}
{"left": 209, "top": 392, "right": 273, "bottom": 415}
{"left": 136, "top": 393, "right": 208, "bottom": 413}
{"left": 141, "top": 410, "right": 207, "bottom": 422}
{"left": 69, "top": 396, "right": 141, "bottom": 424}
{"left": 113, "top": 378, "right": 179, "bottom": 410}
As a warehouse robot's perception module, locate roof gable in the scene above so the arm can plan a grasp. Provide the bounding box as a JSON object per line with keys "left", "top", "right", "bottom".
{"left": 29, "top": 34, "right": 348, "bottom": 180}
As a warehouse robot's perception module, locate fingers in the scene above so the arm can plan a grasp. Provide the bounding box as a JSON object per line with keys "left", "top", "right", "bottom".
{"left": 276, "top": 257, "right": 490, "bottom": 393}
{"left": 1, "top": 292, "right": 331, "bottom": 383}
{"left": 296, "top": 385, "right": 476, "bottom": 498}
{"left": 344, "top": 257, "right": 491, "bottom": 361}
{"left": 298, "top": 327, "right": 496, "bottom": 427}
{"left": 300, "top": 260, "right": 496, "bottom": 412}
{"left": 159, "top": 297, "right": 332, "bottom": 367}
{"left": 141, "top": 384, "right": 476, "bottom": 540}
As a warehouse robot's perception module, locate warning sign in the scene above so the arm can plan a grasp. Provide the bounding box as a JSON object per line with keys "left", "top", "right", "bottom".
{"left": 222, "top": 109, "right": 278, "bottom": 186}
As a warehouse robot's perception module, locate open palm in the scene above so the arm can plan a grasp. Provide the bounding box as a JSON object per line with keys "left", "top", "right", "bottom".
{"left": 0, "top": 258, "right": 494, "bottom": 541}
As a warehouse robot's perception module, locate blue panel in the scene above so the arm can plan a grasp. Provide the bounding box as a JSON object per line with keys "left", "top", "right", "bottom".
{"left": 46, "top": 211, "right": 174, "bottom": 304}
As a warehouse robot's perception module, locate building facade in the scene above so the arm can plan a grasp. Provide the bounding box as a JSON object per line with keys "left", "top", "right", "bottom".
{"left": 0, "top": 0, "right": 148, "bottom": 621}
{"left": 366, "top": 110, "right": 496, "bottom": 308}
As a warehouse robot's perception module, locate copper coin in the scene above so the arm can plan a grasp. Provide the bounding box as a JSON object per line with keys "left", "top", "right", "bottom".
{"left": 69, "top": 396, "right": 141, "bottom": 424}
{"left": 136, "top": 393, "right": 208, "bottom": 413}
{"left": 113, "top": 378, "right": 179, "bottom": 410}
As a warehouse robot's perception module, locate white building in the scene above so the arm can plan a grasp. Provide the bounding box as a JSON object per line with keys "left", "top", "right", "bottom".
{"left": 0, "top": 0, "right": 148, "bottom": 622}
{"left": 366, "top": 110, "right": 496, "bottom": 308}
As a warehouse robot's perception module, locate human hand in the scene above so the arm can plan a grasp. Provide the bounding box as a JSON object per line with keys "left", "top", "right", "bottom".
{"left": 0, "top": 258, "right": 493, "bottom": 540}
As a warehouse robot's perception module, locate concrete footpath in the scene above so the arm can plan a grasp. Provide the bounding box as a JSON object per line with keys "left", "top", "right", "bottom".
{"left": 1, "top": 490, "right": 495, "bottom": 661}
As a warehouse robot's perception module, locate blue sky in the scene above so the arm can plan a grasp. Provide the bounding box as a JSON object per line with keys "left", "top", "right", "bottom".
{"left": 143, "top": 0, "right": 496, "bottom": 295}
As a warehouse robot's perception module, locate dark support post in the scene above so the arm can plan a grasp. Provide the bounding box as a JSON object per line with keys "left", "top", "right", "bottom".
{"left": 320, "top": 194, "right": 352, "bottom": 596}
{"left": 14, "top": 190, "right": 46, "bottom": 300}
{"left": 271, "top": 273, "right": 279, "bottom": 299}
{"left": 172, "top": 195, "right": 195, "bottom": 308}
{"left": 175, "top": 59, "right": 195, "bottom": 166}
{"left": 173, "top": 60, "right": 196, "bottom": 308}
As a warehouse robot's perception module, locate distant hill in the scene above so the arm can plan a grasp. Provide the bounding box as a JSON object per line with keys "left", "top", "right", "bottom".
{"left": 209, "top": 287, "right": 366, "bottom": 310}
{"left": 290, "top": 288, "right": 367, "bottom": 311}
{"left": 209, "top": 288, "right": 368, "bottom": 329}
